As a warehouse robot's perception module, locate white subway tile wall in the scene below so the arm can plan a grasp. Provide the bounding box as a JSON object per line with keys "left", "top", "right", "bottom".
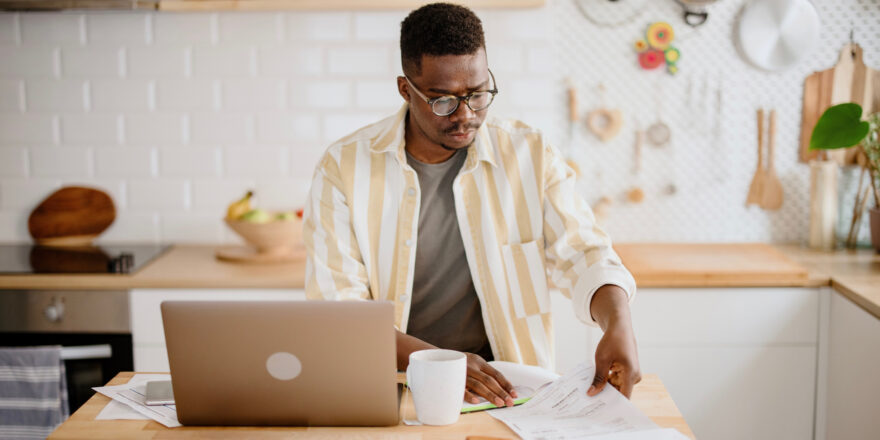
{"left": 0, "top": 147, "right": 28, "bottom": 177}
{"left": 0, "top": 14, "right": 16, "bottom": 44}
{"left": 25, "top": 79, "right": 86, "bottom": 111}
{"left": 0, "top": 79, "right": 23, "bottom": 111}
{"left": 85, "top": 13, "right": 150, "bottom": 46}
{"left": 0, "top": 9, "right": 553, "bottom": 243}
{"left": 30, "top": 146, "right": 92, "bottom": 177}
{"left": 0, "top": 47, "right": 57, "bottom": 77}
{"left": 61, "top": 47, "right": 122, "bottom": 77}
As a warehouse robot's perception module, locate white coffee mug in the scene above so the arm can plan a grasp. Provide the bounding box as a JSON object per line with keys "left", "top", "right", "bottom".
{"left": 406, "top": 349, "right": 467, "bottom": 425}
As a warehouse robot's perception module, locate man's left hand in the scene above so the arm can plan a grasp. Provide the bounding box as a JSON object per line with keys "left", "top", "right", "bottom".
{"left": 587, "top": 318, "right": 640, "bottom": 398}
{"left": 586, "top": 285, "right": 641, "bottom": 399}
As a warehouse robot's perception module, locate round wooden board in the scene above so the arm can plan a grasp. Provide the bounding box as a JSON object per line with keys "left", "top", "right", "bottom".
{"left": 214, "top": 245, "right": 306, "bottom": 264}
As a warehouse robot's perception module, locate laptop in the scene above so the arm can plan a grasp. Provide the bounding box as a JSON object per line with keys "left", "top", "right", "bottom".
{"left": 160, "top": 300, "right": 400, "bottom": 426}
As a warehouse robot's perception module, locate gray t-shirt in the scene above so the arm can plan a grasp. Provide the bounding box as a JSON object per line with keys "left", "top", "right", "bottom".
{"left": 405, "top": 148, "right": 493, "bottom": 360}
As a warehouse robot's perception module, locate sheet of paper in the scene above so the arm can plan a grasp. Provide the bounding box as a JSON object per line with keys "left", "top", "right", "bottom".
{"left": 94, "top": 400, "right": 147, "bottom": 420}
{"left": 489, "top": 363, "right": 659, "bottom": 439}
{"left": 586, "top": 428, "right": 690, "bottom": 440}
{"left": 95, "top": 374, "right": 169, "bottom": 421}
{"left": 462, "top": 361, "right": 560, "bottom": 413}
{"left": 92, "top": 374, "right": 181, "bottom": 427}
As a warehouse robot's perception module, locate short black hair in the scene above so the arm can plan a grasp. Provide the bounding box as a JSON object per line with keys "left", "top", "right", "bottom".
{"left": 400, "top": 2, "right": 486, "bottom": 76}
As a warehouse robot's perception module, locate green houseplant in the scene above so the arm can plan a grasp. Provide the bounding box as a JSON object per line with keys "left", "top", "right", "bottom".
{"left": 809, "top": 103, "right": 880, "bottom": 251}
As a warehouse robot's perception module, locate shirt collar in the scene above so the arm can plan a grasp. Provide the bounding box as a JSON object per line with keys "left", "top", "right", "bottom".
{"left": 370, "top": 103, "right": 499, "bottom": 169}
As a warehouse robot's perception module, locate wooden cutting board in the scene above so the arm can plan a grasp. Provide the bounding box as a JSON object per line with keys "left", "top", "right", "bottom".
{"left": 28, "top": 186, "right": 116, "bottom": 246}
{"left": 800, "top": 43, "right": 880, "bottom": 164}
{"left": 614, "top": 243, "right": 809, "bottom": 287}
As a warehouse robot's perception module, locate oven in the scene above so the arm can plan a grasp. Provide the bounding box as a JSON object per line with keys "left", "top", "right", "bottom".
{"left": 0, "top": 290, "right": 132, "bottom": 413}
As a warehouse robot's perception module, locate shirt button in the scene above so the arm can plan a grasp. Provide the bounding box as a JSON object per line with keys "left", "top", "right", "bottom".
{"left": 407, "top": 187, "right": 416, "bottom": 196}
{"left": 405, "top": 239, "right": 413, "bottom": 247}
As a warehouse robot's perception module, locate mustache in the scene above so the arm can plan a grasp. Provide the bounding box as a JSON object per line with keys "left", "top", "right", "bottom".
{"left": 444, "top": 124, "right": 480, "bottom": 134}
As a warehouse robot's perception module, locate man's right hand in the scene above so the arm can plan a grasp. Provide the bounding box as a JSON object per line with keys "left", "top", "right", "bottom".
{"left": 396, "top": 331, "right": 517, "bottom": 408}
{"left": 463, "top": 353, "right": 517, "bottom": 408}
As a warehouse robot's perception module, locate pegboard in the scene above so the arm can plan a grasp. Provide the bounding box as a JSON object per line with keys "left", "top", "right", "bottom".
{"left": 548, "top": 0, "right": 880, "bottom": 244}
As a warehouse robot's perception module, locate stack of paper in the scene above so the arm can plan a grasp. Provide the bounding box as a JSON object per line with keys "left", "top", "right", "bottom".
{"left": 488, "top": 363, "right": 689, "bottom": 440}
{"left": 92, "top": 374, "right": 181, "bottom": 428}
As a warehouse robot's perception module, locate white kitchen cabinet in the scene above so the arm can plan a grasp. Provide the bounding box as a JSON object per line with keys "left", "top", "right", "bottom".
{"left": 130, "top": 288, "right": 306, "bottom": 371}
{"left": 627, "top": 287, "right": 821, "bottom": 440}
{"left": 823, "top": 290, "right": 880, "bottom": 440}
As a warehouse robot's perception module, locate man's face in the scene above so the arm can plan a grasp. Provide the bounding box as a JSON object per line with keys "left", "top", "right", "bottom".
{"left": 401, "top": 48, "right": 491, "bottom": 151}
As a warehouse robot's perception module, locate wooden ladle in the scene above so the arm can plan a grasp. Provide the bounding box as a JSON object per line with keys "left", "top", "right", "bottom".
{"left": 760, "top": 109, "right": 783, "bottom": 210}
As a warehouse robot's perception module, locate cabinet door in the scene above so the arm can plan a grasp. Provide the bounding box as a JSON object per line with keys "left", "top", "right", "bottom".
{"left": 640, "top": 346, "right": 816, "bottom": 440}
{"left": 631, "top": 288, "right": 819, "bottom": 345}
{"left": 825, "top": 291, "right": 880, "bottom": 439}
{"left": 130, "top": 288, "right": 305, "bottom": 371}
{"left": 630, "top": 287, "right": 820, "bottom": 440}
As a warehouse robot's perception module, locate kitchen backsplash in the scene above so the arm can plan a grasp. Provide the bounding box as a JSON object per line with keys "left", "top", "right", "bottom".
{"left": 0, "top": 7, "right": 555, "bottom": 243}
{"left": 0, "top": 0, "right": 877, "bottom": 245}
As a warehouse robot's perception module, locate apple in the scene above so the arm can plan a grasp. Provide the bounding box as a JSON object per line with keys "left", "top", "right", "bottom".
{"left": 239, "top": 209, "right": 273, "bottom": 224}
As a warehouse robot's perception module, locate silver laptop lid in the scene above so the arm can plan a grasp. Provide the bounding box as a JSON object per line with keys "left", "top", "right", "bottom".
{"left": 161, "top": 300, "right": 399, "bottom": 427}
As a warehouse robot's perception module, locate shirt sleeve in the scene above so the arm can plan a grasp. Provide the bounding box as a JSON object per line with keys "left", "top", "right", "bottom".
{"left": 303, "top": 152, "right": 371, "bottom": 302}
{"left": 540, "top": 143, "right": 637, "bottom": 327}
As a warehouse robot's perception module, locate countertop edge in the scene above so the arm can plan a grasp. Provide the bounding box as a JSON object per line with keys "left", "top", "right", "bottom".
{"left": 2, "top": 243, "right": 878, "bottom": 321}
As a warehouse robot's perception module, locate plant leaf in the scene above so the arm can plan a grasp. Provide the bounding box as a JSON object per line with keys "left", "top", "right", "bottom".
{"left": 809, "top": 103, "right": 871, "bottom": 150}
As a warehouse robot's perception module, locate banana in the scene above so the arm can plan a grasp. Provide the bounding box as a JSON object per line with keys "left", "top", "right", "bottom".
{"left": 226, "top": 190, "right": 254, "bottom": 220}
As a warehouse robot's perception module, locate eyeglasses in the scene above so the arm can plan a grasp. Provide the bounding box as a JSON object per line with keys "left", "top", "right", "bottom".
{"left": 404, "top": 70, "right": 498, "bottom": 117}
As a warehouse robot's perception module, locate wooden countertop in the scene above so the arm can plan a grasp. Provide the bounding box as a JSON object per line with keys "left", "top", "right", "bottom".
{"left": 0, "top": 245, "right": 306, "bottom": 290}
{"left": 2, "top": 242, "right": 878, "bottom": 319}
{"left": 614, "top": 243, "right": 812, "bottom": 287}
{"left": 775, "top": 244, "right": 880, "bottom": 319}
{"left": 48, "top": 371, "right": 695, "bottom": 439}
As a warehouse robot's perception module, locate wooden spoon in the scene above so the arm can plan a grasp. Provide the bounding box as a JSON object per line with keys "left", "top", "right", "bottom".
{"left": 760, "top": 109, "right": 784, "bottom": 210}
{"left": 746, "top": 109, "right": 765, "bottom": 206}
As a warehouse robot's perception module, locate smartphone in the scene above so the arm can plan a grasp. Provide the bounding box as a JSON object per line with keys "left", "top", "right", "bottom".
{"left": 144, "top": 380, "right": 175, "bottom": 406}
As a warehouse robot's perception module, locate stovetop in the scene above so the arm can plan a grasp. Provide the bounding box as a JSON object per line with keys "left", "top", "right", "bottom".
{"left": 0, "top": 244, "right": 171, "bottom": 275}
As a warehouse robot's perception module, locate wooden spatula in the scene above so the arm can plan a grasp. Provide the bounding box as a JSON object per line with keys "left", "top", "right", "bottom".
{"left": 746, "top": 109, "right": 765, "bottom": 206}
{"left": 761, "top": 109, "right": 784, "bottom": 210}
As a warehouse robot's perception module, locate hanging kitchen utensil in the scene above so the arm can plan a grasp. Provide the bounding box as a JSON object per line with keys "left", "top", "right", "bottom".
{"left": 735, "top": 0, "right": 820, "bottom": 71}
{"left": 711, "top": 76, "right": 726, "bottom": 183}
{"left": 585, "top": 84, "right": 623, "bottom": 142}
{"left": 635, "top": 22, "right": 681, "bottom": 75}
{"left": 574, "top": 0, "right": 647, "bottom": 28}
{"left": 646, "top": 84, "right": 671, "bottom": 148}
{"left": 626, "top": 126, "right": 646, "bottom": 204}
{"left": 674, "top": 0, "right": 720, "bottom": 27}
{"left": 565, "top": 78, "right": 582, "bottom": 178}
{"left": 799, "top": 42, "right": 879, "bottom": 165}
{"left": 746, "top": 109, "right": 765, "bottom": 207}
{"left": 760, "top": 109, "right": 784, "bottom": 210}
{"left": 646, "top": 122, "right": 671, "bottom": 147}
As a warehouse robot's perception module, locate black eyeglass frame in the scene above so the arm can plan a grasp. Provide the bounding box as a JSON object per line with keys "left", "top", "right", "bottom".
{"left": 404, "top": 69, "right": 499, "bottom": 117}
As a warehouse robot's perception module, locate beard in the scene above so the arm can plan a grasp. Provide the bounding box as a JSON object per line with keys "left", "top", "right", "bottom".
{"left": 438, "top": 122, "right": 481, "bottom": 150}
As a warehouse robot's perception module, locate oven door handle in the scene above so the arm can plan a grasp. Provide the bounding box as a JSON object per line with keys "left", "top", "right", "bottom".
{"left": 60, "top": 344, "right": 113, "bottom": 361}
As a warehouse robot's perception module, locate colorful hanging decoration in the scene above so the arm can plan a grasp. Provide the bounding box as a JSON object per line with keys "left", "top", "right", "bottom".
{"left": 635, "top": 22, "right": 680, "bottom": 75}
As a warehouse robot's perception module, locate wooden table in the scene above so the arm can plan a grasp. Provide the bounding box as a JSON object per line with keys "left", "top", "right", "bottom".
{"left": 49, "top": 372, "right": 694, "bottom": 439}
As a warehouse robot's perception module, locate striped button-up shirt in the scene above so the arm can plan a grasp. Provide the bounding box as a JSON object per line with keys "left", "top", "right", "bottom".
{"left": 304, "top": 104, "right": 636, "bottom": 370}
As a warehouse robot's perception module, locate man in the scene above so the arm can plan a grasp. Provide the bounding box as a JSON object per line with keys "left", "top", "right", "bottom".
{"left": 304, "top": 2, "right": 639, "bottom": 408}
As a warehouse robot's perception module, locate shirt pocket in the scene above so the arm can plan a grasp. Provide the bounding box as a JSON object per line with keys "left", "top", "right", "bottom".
{"left": 500, "top": 239, "right": 551, "bottom": 319}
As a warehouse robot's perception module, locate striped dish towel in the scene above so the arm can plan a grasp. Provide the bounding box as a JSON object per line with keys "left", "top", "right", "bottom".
{"left": 0, "top": 346, "right": 69, "bottom": 440}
